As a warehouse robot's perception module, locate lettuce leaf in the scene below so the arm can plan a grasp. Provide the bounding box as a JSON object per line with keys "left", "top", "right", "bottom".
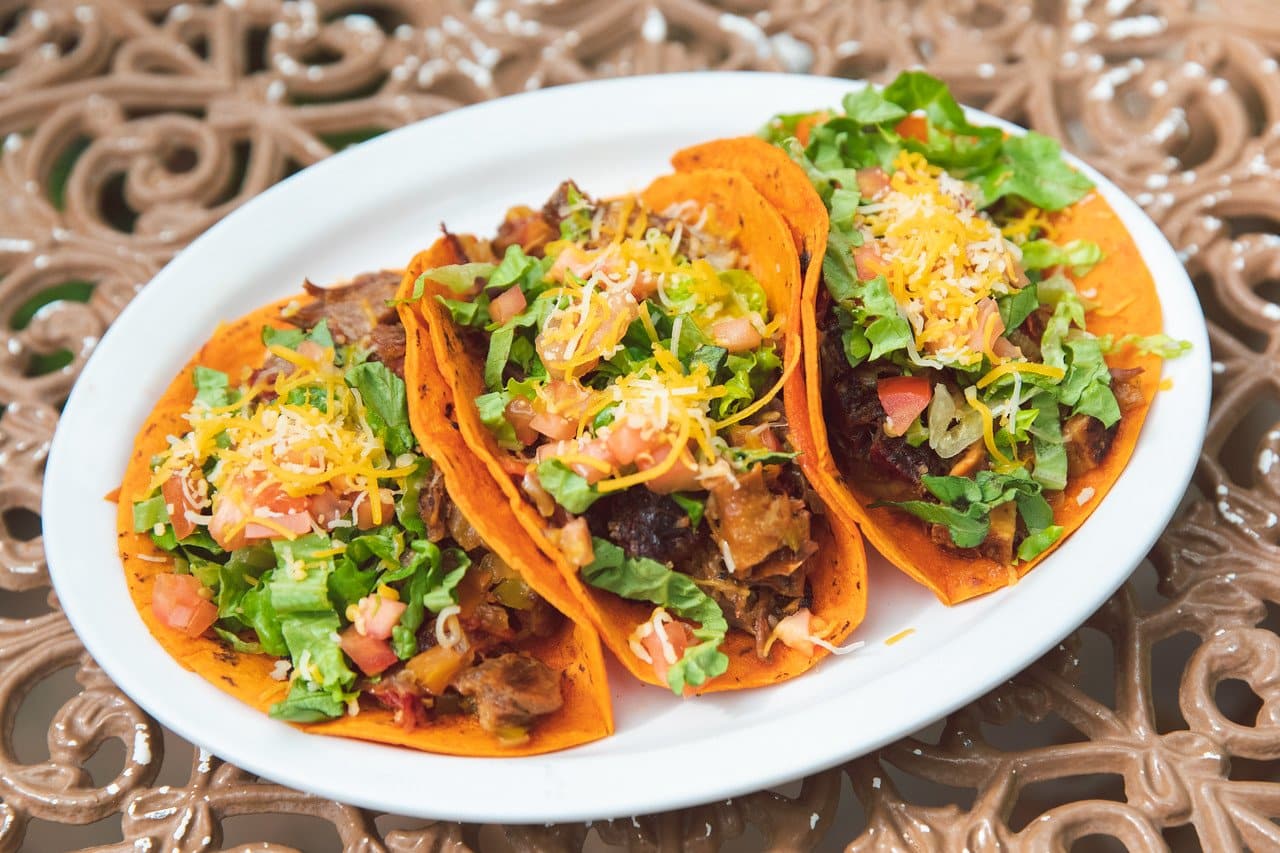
{"left": 714, "top": 345, "right": 782, "bottom": 419}
{"left": 434, "top": 293, "right": 490, "bottom": 328}
{"left": 475, "top": 390, "right": 520, "bottom": 450}
{"left": 412, "top": 263, "right": 495, "bottom": 299}
{"left": 1019, "top": 239, "right": 1103, "bottom": 276}
{"left": 581, "top": 538, "right": 730, "bottom": 694}
{"left": 536, "top": 459, "right": 601, "bottom": 514}
{"left": 344, "top": 361, "right": 415, "bottom": 456}
{"left": 192, "top": 366, "right": 237, "bottom": 409}
{"left": 390, "top": 539, "right": 443, "bottom": 659}
{"left": 970, "top": 131, "right": 1094, "bottom": 211}
{"left": 269, "top": 680, "right": 349, "bottom": 722}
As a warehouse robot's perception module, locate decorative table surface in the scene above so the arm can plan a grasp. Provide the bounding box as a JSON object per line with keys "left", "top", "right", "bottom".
{"left": 1, "top": 1, "right": 1277, "bottom": 850}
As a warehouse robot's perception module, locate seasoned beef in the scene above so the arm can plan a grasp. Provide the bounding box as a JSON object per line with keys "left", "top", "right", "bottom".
{"left": 368, "top": 670, "right": 429, "bottom": 730}
{"left": 417, "top": 464, "right": 449, "bottom": 542}
{"left": 1063, "top": 414, "right": 1114, "bottom": 477}
{"left": 494, "top": 205, "right": 557, "bottom": 256}
{"left": 707, "top": 467, "right": 811, "bottom": 574}
{"left": 461, "top": 603, "right": 515, "bottom": 646}
{"left": 541, "top": 180, "right": 585, "bottom": 229}
{"left": 1110, "top": 366, "right": 1146, "bottom": 412}
{"left": 369, "top": 321, "right": 407, "bottom": 378}
{"left": 585, "top": 489, "right": 697, "bottom": 566}
{"left": 287, "top": 270, "right": 401, "bottom": 345}
{"left": 450, "top": 653, "right": 563, "bottom": 734}
{"left": 820, "top": 314, "right": 947, "bottom": 492}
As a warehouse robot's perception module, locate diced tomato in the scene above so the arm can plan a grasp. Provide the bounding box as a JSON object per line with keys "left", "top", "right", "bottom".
{"left": 504, "top": 396, "right": 539, "bottom": 446}
{"left": 855, "top": 167, "right": 890, "bottom": 199}
{"left": 541, "top": 380, "right": 591, "bottom": 419}
{"left": 354, "top": 491, "right": 397, "bottom": 529}
{"left": 877, "top": 375, "right": 933, "bottom": 437}
{"left": 548, "top": 244, "right": 593, "bottom": 283}
{"left": 529, "top": 410, "right": 576, "bottom": 441}
{"left": 895, "top": 114, "right": 929, "bottom": 142}
{"left": 243, "top": 510, "right": 314, "bottom": 540}
{"left": 296, "top": 340, "right": 327, "bottom": 363}
{"left": 152, "top": 573, "right": 218, "bottom": 638}
{"left": 538, "top": 438, "right": 614, "bottom": 484}
{"left": 209, "top": 494, "right": 249, "bottom": 552}
{"left": 853, "top": 244, "right": 886, "bottom": 281}
{"left": 639, "top": 444, "right": 701, "bottom": 494}
{"left": 357, "top": 595, "right": 407, "bottom": 641}
{"left": 340, "top": 627, "right": 399, "bottom": 676}
{"left": 710, "top": 317, "right": 763, "bottom": 353}
{"left": 605, "top": 419, "right": 657, "bottom": 467}
{"left": 307, "top": 488, "right": 352, "bottom": 528}
{"left": 161, "top": 475, "right": 199, "bottom": 540}
{"left": 641, "top": 619, "right": 695, "bottom": 694}
{"left": 793, "top": 110, "right": 830, "bottom": 147}
{"left": 489, "top": 285, "right": 527, "bottom": 325}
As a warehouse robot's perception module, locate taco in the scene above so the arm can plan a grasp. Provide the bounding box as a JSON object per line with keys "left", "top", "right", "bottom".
{"left": 118, "top": 271, "right": 612, "bottom": 755}
{"left": 752, "top": 71, "right": 1187, "bottom": 604}
{"left": 397, "top": 171, "right": 867, "bottom": 695}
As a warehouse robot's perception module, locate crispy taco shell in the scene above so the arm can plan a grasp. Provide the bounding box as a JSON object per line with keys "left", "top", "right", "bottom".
{"left": 399, "top": 170, "right": 867, "bottom": 692}
{"left": 118, "top": 295, "right": 613, "bottom": 755}
{"left": 678, "top": 138, "right": 1163, "bottom": 605}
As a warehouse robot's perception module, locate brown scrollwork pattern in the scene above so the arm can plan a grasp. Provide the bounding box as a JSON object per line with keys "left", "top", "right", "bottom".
{"left": 0, "top": 0, "right": 1277, "bottom": 849}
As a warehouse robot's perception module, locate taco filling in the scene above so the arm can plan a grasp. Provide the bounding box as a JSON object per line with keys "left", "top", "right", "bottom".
{"left": 415, "top": 182, "right": 845, "bottom": 693}
{"left": 762, "top": 71, "right": 1187, "bottom": 566}
{"left": 129, "top": 275, "right": 566, "bottom": 743}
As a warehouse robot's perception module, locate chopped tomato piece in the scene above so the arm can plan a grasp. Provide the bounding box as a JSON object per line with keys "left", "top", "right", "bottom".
{"left": 152, "top": 573, "right": 218, "bottom": 638}
{"left": 853, "top": 244, "right": 886, "bottom": 281}
{"left": 339, "top": 627, "right": 399, "bottom": 676}
{"left": 489, "top": 285, "right": 527, "bottom": 325}
{"left": 639, "top": 443, "right": 701, "bottom": 494}
{"left": 605, "top": 419, "right": 657, "bottom": 467}
{"left": 794, "top": 110, "right": 830, "bottom": 146}
{"left": 354, "top": 491, "right": 397, "bottom": 529}
{"left": 855, "top": 167, "right": 890, "bottom": 199}
{"left": 641, "top": 619, "right": 695, "bottom": 694}
{"left": 529, "top": 410, "right": 576, "bottom": 441}
{"left": 504, "top": 396, "right": 538, "bottom": 446}
{"left": 877, "top": 375, "right": 933, "bottom": 437}
{"left": 357, "top": 594, "right": 407, "bottom": 641}
{"left": 710, "top": 317, "right": 763, "bottom": 353}
{"left": 243, "top": 510, "right": 314, "bottom": 540}
{"left": 895, "top": 114, "right": 929, "bottom": 142}
{"left": 161, "top": 475, "right": 199, "bottom": 540}
{"left": 307, "top": 488, "right": 351, "bottom": 528}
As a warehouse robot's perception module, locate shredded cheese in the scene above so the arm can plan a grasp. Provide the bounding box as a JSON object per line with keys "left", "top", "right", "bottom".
{"left": 859, "top": 150, "right": 1028, "bottom": 368}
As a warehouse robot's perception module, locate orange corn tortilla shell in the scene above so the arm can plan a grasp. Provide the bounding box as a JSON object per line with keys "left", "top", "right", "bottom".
{"left": 118, "top": 292, "right": 612, "bottom": 756}
{"left": 401, "top": 171, "right": 867, "bottom": 693}
{"left": 669, "top": 138, "right": 873, "bottom": 612}
{"left": 809, "top": 189, "right": 1162, "bottom": 604}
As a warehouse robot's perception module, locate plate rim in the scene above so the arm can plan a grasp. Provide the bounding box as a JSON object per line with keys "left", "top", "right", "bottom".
{"left": 43, "top": 70, "right": 1212, "bottom": 823}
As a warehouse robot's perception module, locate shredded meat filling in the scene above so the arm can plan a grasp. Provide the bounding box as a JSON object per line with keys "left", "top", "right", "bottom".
{"left": 450, "top": 653, "right": 564, "bottom": 734}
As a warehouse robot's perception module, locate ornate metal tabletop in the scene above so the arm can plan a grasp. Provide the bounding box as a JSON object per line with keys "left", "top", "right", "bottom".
{"left": 1, "top": 1, "right": 1277, "bottom": 850}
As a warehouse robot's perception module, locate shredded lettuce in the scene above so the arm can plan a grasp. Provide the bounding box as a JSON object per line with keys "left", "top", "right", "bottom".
{"left": 536, "top": 459, "right": 601, "bottom": 514}
{"left": 344, "top": 361, "right": 415, "bottom": 456}
{"left": 996, "top": 283, "right": 1039, "bottom": 333}
{"left": 412, "top": 263, "right": 494, "bottom": 300}
{"left": 671, "top": 493, "right": 705, "bottom": 528}
{"left": 475, "top": 390, "right": 520, "bottom": 450}
{"left": 1100, "top": 333, "right": 1192, "bottom": 359}
{"left": 192, "top": 366, "right": 237, "bottom": 409}
{"left": 970, "top": 131, "right": 1094, "bottom": 211}
{"left": 715, "top": 345, "right": 782, "bottom": 419}
{"left": 261, "top": 319, "right": 333, "bottom": 352}
{"left": 581, "top": 538, "right": 729, "bottom": 694}
{"left": 1020, "top": 239, "right": 1103, "bottom": 276}
{"left": 878, "top": 469, "right": 1058, "bottom": 558}
{"left": 434, "top": 293, "right": 490, "bottom": 328}
{"left": 390, "top": 539, "right": 443, "bottom": 659}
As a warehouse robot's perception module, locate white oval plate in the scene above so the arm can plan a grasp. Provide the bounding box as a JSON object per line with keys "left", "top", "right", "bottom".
{"left": 45, "top": 73, "right": 1210, "bottom": 823}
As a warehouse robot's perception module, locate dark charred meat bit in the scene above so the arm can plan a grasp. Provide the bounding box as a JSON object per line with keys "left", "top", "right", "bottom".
{"left": 1110, "top": 366, "right": 1146, "bottom": 412}
{"left": 450, "top": 653, "right": 564, "bottom": 734}
{"left": 585, "top": 489, "right": 697, "bottom": 566}
{"left": 368, "top": 670, "right": 430, "bottom": 730}
{"left": 819, "top": 305, "right": 947, "bottom": 494}
{"left": 287, "top": 270, "right": 401, "bottom": 345}
{"left": 368, "top": 322, "right": 407, "bottom": 378}
{"left": 494, "top": 205, "right": 557, "bottom": 256}
{"left": 1063, "top": 414, "right": 1114, "bottom": 477}
{"left": 707, "top": 467, "right": 811, "bottom": 574}
{"left": 417, "top": 465, "right": 449, "bottom": 542}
